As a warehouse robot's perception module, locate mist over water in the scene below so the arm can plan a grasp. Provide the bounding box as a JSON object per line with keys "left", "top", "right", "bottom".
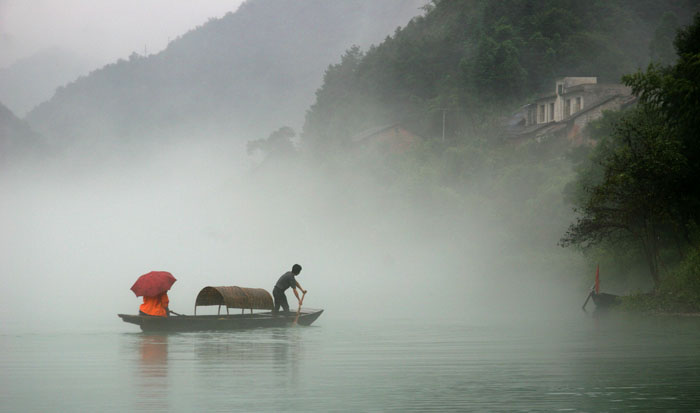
{"left": 1, "top": 133, "right": 582, "bottom": 333}
{"left": 4, "top": 1, "right": 700, "bottom": 411}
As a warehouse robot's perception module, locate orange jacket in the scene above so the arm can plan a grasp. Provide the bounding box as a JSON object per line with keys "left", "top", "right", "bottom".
{"left": 140, "top": 292, "right": 169, "bottom": 317}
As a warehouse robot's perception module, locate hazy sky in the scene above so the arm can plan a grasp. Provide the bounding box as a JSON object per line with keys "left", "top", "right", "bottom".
{"left": 0, "top": 0, "right": 245, "bottom": 68}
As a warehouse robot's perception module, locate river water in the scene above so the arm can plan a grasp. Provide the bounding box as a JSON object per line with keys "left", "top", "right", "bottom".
{"left": 2, "top": 314, "right": 699, "bottom": 412}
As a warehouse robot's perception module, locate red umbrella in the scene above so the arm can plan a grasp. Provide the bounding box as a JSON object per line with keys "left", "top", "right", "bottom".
{"left": 131, "top": 271, "right": 176, "bottom": 297}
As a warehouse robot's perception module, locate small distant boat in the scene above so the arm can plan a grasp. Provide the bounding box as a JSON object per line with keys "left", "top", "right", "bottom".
{"left": 118, "top": 285, "right": 323, "bottom": 332}
{"left": 581, "top": 265, "right": 622, "bottom": 312}
{"left": 589, "top": 291, "right": 620, "bottom": 310}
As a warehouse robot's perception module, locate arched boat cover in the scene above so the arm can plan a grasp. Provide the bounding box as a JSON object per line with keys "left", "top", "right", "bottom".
{"left": 195, "top": 286, "right": 273, "bottom": 311}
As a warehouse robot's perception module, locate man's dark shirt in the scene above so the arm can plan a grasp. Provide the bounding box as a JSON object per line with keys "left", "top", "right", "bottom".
{"left": 274, "top": 271, "right": 298, "bottom": 292}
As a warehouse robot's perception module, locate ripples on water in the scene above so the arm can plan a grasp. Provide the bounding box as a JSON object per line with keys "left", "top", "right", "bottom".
{"left": 1, "top": 316, "right": 700, "bottom": 411}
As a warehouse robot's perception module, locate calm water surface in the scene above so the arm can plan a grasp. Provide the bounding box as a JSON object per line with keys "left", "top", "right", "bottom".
{"left": 2, "top": 315, "right": 700, "bottom": 412}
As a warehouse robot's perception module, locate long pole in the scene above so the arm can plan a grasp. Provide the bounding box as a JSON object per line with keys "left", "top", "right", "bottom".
{"left": 293, "top": 291, "right": 307, "bottom": 325}
{"left": 581, "top": 291, "right": 593, "bottom": 312}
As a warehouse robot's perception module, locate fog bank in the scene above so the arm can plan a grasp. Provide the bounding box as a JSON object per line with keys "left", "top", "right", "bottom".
{"left": 0, "top": 136, "right": 584, "bottom": 332}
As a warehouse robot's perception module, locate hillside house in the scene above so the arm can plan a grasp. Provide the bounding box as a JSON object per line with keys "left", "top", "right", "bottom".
{"left": 351, "top": 124, "right": 423, "bottom": 153}
{"left": 506, "top": 77, "right": 636, "bottom": 147}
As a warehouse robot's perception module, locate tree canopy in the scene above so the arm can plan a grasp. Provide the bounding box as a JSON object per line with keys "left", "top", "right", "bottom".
{"left": 301, "top": 0, "right": 697, "bottom": 152}
{"left": 562, "top": 13, "right": 700, "bottom": 287}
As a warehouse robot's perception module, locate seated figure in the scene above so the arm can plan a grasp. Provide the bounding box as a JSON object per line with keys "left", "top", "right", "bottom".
{"left": 139, "top": 292, "right": 170, "bottom": 317}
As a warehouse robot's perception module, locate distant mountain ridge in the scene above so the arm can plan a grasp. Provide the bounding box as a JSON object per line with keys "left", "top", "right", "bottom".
{"left": 0, "top": 102, "right": 42, "bottom": 162}
{"left": 0, "top": 47, "right": 95, "bottom": 117}
{"left": 26, "top": 0, "right": 426, "bottom": 145}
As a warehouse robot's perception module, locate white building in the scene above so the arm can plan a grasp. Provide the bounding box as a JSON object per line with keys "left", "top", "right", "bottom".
{"left": 508, "top": 77, "right": 636, "bottom": 147}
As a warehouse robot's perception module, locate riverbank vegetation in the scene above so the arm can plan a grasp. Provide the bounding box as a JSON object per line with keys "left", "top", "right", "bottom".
{"left": 562, "top": 14, "right": 700, "bottom": 312}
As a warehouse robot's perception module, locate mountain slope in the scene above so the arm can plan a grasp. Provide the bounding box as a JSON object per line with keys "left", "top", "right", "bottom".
{"left": 0, "top": 102, "right": 42, "bottom": 162}
{"left": 26, "top": 0, "right": 426, "bottom": 144}
{"left": 301, "top": 0, "right": 699, "bottom": 151}
{"left": 0, "top": 47, "right": 95, "bottom": 117}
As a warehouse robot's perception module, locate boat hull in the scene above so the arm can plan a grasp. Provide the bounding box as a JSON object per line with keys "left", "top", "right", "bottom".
{"left": 591, "top": 292, "right": 620, "bottom": 310}
{"left": 118, "top": 309, "right": 323, "bottom": 332}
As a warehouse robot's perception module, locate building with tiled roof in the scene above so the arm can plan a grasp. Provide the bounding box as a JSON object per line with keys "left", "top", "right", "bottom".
{"left": 506, "top": 77, "right": 636, "bottom": 147}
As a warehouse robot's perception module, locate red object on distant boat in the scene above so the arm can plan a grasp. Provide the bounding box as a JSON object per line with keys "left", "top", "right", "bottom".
{"left": 595, "top": 264, "right": 600, "bottom": 294}
{"left": 131, "top": 271, "right": 176, "bottom": 297}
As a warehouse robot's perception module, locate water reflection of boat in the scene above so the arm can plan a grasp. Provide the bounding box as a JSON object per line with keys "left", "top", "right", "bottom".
{"left": 135, "top": 334, "right": 169, "bottom": 411}
{"left": 139, "top": 334, "right": 168, "bottom": 375}
{"left": 119, "top": 285, "right": 323, "bottom": 332}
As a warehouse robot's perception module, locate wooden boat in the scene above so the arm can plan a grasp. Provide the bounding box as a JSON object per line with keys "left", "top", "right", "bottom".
{"left": 581, "top": 266, "right": 622, "bottom": 313}
{"left": 582, "top": 290, "right": 621, "bottom": 312}
{"left": 119, "top": 285, "right": 323, "bottom": 332}
{"left": 590, "top": 291, "right": 620, "bottom": 310}
{"left": 118, "top": 310, "right": 324, "bottom": 332}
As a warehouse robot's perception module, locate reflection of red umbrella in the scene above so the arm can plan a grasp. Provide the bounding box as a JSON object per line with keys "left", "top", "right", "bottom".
{"left": 131, "top": 271, "right": 176, "bottom": 297}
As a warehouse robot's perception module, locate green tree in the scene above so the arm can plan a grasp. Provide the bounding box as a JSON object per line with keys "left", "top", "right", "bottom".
{"left": 562, "top": 14, "right": 700, "bottom": 287}
{"left": 560, "top": 106, "right": 686, "bottom": 286}
{"left": 624, "top": 12, "right": 700, "bottom": 237}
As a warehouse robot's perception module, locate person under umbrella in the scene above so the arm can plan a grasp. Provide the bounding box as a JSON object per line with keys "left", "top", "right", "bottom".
{"left": 131, "top": 271, "right": 177, "bottom": 317}
{"left": 140, "top": 292, "right": 170, "bottom": 317}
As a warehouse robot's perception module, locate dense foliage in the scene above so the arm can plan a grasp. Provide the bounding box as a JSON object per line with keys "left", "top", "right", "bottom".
{"left": 561, "top": 106, "right": 685, "bottom": 284}
{"left": 302, "top": 0, "right": 697, "bottom": 152}
{"left": 563, "top": 14, "right": 700, "bottom": 308}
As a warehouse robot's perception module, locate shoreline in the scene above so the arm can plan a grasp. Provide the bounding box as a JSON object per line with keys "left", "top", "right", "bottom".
{"left": 654, "top": 312, "right": 700, "bottom": 317}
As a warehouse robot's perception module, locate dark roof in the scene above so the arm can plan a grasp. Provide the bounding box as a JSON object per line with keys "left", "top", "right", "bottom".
{"left": 568, "top": 94, "right": 636, "bottom": 120}
{"left": 504, "top": 118, "right": 553, "bottom": 139}
{"left": 351, "top": 123, "right": 426, "bottom": 144}
{"left": 536, "top": 82, "right": 630, "bottom": 100}
{"left": 561, "top": 84, "right": 588, "bottom": 94}
{"left": 534, "top": 93, "right": 557, "bottom": 102}
{"left": 351, "top": 123, "right": 402, "bottom": 143}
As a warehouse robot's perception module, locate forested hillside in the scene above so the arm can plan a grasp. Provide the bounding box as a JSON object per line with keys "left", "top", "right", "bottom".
{"left": 302, "top": 0, "right": 698, "bottom": 151}
{"left": 26, "top": 0, "right": 425, "bottom": 144}
{"left": 0, "top": 47, "right": 94, "bottom": 117}
{"left": 295, "top": 0, "right": 700, "bottom": 297}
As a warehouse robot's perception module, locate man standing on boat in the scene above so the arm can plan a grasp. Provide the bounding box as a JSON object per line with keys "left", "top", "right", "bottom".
{"left": 273, "top": 264, "right": 307, "bottom": 314}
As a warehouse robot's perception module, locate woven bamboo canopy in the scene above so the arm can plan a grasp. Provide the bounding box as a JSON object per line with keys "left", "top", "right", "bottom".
{"left": 194, "top": 286, "right": 273, "bottom": 315}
